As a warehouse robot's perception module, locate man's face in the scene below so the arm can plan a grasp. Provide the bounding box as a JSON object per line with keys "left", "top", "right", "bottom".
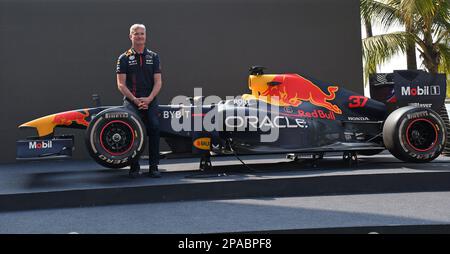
{"left": 129, "top": 28, "right": 146, "bottom": 46}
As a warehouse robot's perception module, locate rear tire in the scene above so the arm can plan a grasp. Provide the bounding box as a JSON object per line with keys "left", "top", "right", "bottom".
{"left": 439, "top": 104, "right": 450, "bottom": 156}
{"left": 383, "top": 106, "right": 446, "bottom": 162}
{"left": 85, "top": 107, "right": 147, "bottom": 168}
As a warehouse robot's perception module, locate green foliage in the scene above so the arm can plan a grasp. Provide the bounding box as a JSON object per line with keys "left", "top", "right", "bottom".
{"left": 361, "top": 0, "right": 450, "bottom": 96}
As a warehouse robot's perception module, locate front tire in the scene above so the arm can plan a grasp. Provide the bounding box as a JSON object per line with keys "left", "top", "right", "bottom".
{"left": 85, "top": 107, "right": 147, "bottom": 168}
{"left": 383, "top": 106, "right": 446, "bottom": 162}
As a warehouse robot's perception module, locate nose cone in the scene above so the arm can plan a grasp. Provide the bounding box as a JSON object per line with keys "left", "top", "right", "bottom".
{"left": 19, "top": 114, "right": 57, "bottom": 137}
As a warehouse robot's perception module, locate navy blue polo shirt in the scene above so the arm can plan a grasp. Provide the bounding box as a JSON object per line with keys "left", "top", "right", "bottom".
{"left": 116, "top": 48, "right": 161, "bottom": 98}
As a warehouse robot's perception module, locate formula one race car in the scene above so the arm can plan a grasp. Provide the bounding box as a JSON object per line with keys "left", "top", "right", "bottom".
{"left": 17, "top": 66, "right": 449, "bottom": 170}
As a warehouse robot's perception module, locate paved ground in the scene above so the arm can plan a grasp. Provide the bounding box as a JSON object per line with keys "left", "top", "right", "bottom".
{"left": 0, "top": 191, "right": 449, "bottom": 233}
{"left": 2, "top": 153, "right": 450, "bottom": 194}
{"left": 2, "top": 153, "right": 450, "bottom": 233}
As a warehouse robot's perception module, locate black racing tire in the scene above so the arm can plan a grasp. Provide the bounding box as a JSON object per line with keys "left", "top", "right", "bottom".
{"left": 439, "top": 104, "right": 450, "bottom": 156}
{"left": 383, "top": 106, "right": 447, "bottom": 163}
{"left": 85, "top": 107, "right": 147, "bottom": 168}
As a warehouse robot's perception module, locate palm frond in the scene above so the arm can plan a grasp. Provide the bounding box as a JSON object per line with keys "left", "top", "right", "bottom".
{"left": 437, "top": 41, "right": 450, "bottom": 98}
{"left": 362, "top": 32, "right": 412, "bottom": 84}
{"left": 396, "top": 0, "right": 436, "bottom": 27}
{"left": 437, "top": 42, "right": 450, "bottom": 74}
{"left": 435, "top": 28, "right": 449, "bottom": 44}
{"left": 432, "top": 0, "right": 450, "bottom": 42}
{"left": 433, "top": 0, "right": 450, "bottom": 22}
{"left": 360, "top": 0, "right": 449, "bottom": 84}
{"left": 361, "top": 0, "right": 402, "bottom": 31}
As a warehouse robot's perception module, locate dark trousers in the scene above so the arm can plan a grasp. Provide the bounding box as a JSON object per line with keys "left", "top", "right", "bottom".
{"left": 124, "top": 99, "right": 160, "bottom": 167}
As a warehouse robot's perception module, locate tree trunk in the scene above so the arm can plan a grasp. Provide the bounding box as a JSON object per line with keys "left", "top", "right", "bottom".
{"left": 422, "top": 27, "right": 439, "bottom": 73}
{"left": 364, "top": 17, "right": 373, "bottom": 38}
{"left": 406, "top": 25, "right": 417, "bottom": 70}
{"left": 406, "top": 42, "right": 417, "bottom": 70}
{"left": 422, "top": 50, "right": 440, "bottom": 73}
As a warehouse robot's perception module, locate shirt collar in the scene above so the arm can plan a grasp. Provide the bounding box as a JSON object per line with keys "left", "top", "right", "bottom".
{"left": 130, "top": 47, "right": 147, "bottom": 55}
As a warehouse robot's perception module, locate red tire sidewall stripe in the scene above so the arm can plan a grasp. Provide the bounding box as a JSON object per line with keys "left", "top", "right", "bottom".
{"left": 405, "top": 118, "right": 438, "bottom": 152}
{"left": 99, "top": 120, "right": 135, "bottom": 156}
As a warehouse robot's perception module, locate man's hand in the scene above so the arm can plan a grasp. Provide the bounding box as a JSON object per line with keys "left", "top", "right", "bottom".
{"left": 137, "top": 97, "right": 153, "bottom": 110}
{"left": 131, "top": 97, "right": 146, "bottom": 109}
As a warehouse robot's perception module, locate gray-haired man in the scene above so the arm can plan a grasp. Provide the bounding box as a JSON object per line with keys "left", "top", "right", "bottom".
{"left": 116, "top": 24, "right": 162, "bottom": 178}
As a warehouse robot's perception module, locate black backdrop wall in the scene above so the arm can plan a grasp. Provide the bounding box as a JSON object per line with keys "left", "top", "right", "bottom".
{"left": 0, "top": 0, "right": 363, "bottom": 163}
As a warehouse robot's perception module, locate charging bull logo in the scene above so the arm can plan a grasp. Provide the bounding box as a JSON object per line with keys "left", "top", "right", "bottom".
{"left": 193, "top": 137, "right": 211, "bottom": 150}
{"left": 52, "top": 109, "right": 90, "bottom": 127}
{"left": 251, "top": 74, "right": 342, "bottom": 114}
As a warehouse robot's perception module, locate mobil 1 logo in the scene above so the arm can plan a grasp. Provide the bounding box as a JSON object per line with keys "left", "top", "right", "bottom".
{"left": 393, "top": 70, "right": 446, "bottom": 112}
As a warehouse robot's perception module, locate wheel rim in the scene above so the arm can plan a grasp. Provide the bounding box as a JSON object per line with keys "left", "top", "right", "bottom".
{"left": 406, "top": 118, "right": 438, "bottom": 152}
{"left": 99, "top": 120, "right": 135, "bottom": 156}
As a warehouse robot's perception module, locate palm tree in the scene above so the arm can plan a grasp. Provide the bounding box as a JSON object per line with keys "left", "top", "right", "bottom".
{"left": 360, "top": 0, "right": 450, "bottom": 154}
{"left": 361, "top": 0, "right": 449, "bottom": 79}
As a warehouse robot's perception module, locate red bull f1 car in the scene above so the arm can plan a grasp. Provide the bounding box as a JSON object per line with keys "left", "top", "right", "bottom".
{"left": 17, "top": 66, "right": 449, "bottom": 170}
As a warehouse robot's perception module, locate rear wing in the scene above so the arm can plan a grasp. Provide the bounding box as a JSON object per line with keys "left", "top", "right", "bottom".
{"left": 369, "top": 70, "right": 446, "bottom": 112}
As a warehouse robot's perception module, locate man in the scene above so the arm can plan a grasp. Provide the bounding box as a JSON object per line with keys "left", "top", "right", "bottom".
{"left": 116, "top": 24, "right": 162, "bottom": 178}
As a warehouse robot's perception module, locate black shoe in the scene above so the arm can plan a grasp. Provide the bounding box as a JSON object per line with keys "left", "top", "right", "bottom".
{"left": 129, "top": 164, "right": 140, "bottom": 178}
{"left": 148, "top": 165, "right": 161, "bottom": 178}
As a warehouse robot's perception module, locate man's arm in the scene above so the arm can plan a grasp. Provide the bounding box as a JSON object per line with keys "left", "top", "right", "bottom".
{"left": 148, "top": 73, "right": 162, "bottom": 102}
{"left": 117, "top": 73, "right": 141, "bottom": 106}
{"left": 116, "top": 54, "right": 143, "bottom": 106}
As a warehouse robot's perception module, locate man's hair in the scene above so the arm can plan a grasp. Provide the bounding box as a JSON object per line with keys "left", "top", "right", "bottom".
{"left": 129, "top": 24, "right": 146, "bottom": 35}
